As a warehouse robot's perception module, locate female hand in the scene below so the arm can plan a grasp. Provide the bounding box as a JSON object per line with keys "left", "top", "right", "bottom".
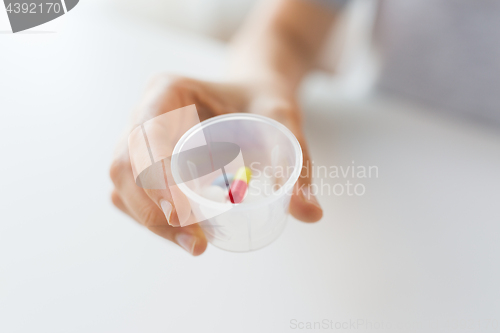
{"left": 110, "top": 74, "right": 322, "bottom": 256}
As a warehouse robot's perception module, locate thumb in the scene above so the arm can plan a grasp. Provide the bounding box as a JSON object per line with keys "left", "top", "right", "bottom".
{"left": 251, "top": 95, "right": 323, "bottom": 223}
{"left": 289, "top": 134, "right": 323, "bottom": 223}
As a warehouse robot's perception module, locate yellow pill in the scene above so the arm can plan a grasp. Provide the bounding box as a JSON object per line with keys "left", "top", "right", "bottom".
{"left": 234, "top": 167, "right": 252, "bottom": 183}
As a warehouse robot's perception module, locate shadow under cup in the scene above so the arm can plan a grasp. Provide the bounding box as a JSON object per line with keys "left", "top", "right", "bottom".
{"left": 171, "top": 114, "right": 303, "bottom": 252}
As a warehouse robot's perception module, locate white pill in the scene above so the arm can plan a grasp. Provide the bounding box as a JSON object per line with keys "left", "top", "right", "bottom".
{"left": 201, "top": 185, "right": 226, "bottom": 203}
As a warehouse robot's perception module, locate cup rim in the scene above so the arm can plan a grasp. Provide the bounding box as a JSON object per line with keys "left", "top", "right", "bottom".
{"left": 171, "top": 113, "right": 303, "bottom": 211}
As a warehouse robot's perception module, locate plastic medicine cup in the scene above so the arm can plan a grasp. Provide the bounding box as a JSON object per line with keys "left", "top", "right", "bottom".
{"left": 171, "top": 113, "right": 303, "bottom": 252}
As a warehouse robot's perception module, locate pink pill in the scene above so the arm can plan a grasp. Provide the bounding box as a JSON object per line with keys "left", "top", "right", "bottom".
{"left": 228, "top": 179, "right": 247, "bottom": 204}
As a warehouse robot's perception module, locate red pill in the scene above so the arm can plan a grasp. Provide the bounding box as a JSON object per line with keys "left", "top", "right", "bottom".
{"left": 228, "top": 167, "right": 252, "bottom": 204}
{"left": 229, "top": 179, "right": 248, "bottom": 204}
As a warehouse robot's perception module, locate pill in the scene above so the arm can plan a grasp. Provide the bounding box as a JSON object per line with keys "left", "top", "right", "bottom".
{"left": 201, "top": 185, "right": 226, "bottom": 203}
{"left": 235, "top": 167, "right": 252, "bottom": 183}
{"left": 228, "top": 167, "right": 252, "bottom": 204}
{"left": 211, "top": 173, "right": 234, "bottom": 189}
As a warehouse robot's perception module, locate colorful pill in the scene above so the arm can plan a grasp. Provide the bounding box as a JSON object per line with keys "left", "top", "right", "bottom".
{"left": 228, "top": 167, "right": 252, "bottom": 204}
{"left": 235, "top": 167, "right": 252, "bottom": 183}
{"left": 211, "top": 173, "right": 234, "bottom": 189}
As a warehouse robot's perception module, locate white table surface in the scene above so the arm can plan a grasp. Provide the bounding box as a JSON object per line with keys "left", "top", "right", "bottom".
{"left": 1, "top": 2, "right": 500, "bottom": 333}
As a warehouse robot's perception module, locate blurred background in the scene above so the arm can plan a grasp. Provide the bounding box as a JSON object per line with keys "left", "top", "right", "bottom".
{"left": 1, "top": 0, "right": 499, "bottom": 332}
{"left": 109, "top": 0, "right": 379, "bottom": 98}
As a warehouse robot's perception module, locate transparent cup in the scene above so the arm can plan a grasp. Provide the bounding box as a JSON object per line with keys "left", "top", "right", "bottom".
{"left": 171, "top": 113, "right": 302, "bottom": 252}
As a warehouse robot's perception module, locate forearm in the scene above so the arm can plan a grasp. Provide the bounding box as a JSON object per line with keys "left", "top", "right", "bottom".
{"left": 228, "top": 0, "right": 338, "bottom": 95}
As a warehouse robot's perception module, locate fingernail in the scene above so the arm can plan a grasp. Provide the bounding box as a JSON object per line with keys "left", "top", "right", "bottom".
{"left": 300, "top": 185, "right": 321, "bottom": 208}
{"left": 175, "top": 233, "right": 197, "bottom": 255}
{"left": 160, "top": 200, "right": 172, "bottom": 225}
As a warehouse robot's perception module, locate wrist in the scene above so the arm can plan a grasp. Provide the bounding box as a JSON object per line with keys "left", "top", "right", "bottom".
{"left": 227, "top": 48, "right": 306, "bottom": 98}
{"left": 227, "top": 66, "right": 298, "bottom": 100}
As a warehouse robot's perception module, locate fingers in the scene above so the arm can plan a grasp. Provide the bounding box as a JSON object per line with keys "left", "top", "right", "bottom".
{"left": 143, "top": 187, "right": 191, "bottom": 228}
{"left": 111, "top": 76, "right": 250, "bottom": 256}
{"left": 111, "top": 190, "right": 130, "bottom": 216}
{"left": 139, "top": 159, "right": 193, "bottom": 228}
{"left": 148, "top": 214, "right": 208, "bottom": 256}
{"left": 110, "top": 159, "right": 208, "bottom": 256}
{"left": 289, "top": 144, "right": 323, "bottom": 223}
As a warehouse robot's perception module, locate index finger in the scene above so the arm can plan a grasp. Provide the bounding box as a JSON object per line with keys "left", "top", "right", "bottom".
{"left": 128, "top": 105, "right": 202, "bottom": 227}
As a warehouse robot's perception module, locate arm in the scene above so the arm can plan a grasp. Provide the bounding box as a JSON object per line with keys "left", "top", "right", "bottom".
{"left": 229, "top": 0, "right": 338, "bottom": 94}
{"left": 110, "top": 0, "right": 343, "bottom": 255}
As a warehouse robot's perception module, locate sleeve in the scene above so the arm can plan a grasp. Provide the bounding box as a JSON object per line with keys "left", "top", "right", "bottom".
{"left": 304, "top": 0, "right": 350, "bottom": 11}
